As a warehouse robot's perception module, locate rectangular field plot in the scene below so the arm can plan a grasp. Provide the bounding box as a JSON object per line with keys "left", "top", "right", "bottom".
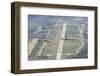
{"left": 61, "top": 25, "right": 83, "bottom": 59}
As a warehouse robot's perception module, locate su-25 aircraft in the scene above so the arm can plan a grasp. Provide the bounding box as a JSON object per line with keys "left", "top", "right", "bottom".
{"left": 61, "top": 36, "right": 79, "bottom": 42}
{"left": 39, "top": 39, "right": 52, "bottom": 43}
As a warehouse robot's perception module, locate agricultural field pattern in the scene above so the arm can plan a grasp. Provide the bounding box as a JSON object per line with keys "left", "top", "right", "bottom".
{"left": 28, "top": 15, "right": 88, "bottom": 61}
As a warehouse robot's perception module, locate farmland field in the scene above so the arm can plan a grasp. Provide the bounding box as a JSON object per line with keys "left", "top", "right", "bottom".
{"left": 61, "top": 25, "right": 83, "bottom": 59}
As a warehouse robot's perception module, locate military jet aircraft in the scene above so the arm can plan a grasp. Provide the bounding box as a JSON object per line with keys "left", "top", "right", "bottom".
{"left": 39, "top": 39, "right": 53, "bottom": 43}
{"left": 61, "top": 36, "right": 78, "bottom": 42}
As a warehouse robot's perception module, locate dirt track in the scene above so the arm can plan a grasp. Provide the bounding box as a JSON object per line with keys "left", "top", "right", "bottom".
{"left": 28, "top": 38, "right": 39, "bottom": 56}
